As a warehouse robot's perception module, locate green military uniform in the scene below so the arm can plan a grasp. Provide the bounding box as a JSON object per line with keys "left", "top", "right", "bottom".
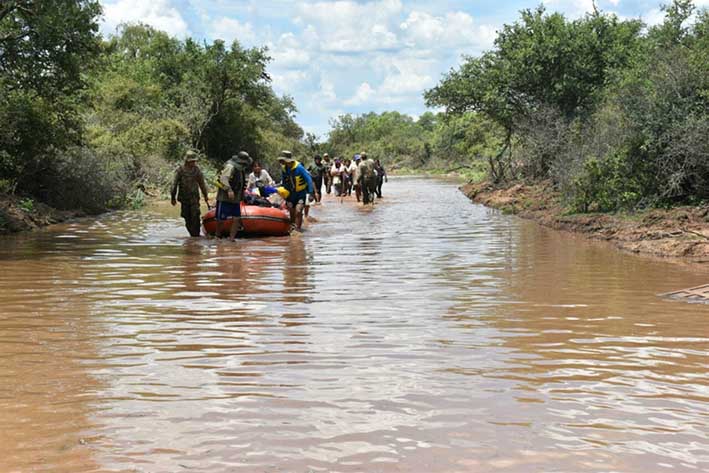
{"left": 171, "top": 153, "right": 209, "bottom": 237}
{"left": 216, "top": 152, "right": 252, "bottom": 204}
{"left": 359, "top": 155, "right": 378, "bottom": 204}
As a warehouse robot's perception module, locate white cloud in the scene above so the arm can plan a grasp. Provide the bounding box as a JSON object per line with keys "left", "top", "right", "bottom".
{"left": 643, "top": 8, "right": 665, "bottom": 27}
{"left": 344, "top": 82, "right": 375, "bottom": 105}
{"left": 101, "top": 0, "right": 190, "bottom": 37}
{"left": 378, "top": 71, "right": 433, "bottom": 97}
{"left": 338, "top": 53, "right": 435, "bottom": 107}
{"left": 210, "top": 17, "right": 257, "bottom": 46}
{"left": 317, "top": 77, "right": 337, "bottom": 102}
{"left": 268, "top": 33, "right": 312, "bottom": 68}
{"left": 542, "top": 0, "right": 596, "bottom": 17}
{"left": 295, "top": 0, "right": 402, "bottom": 52}
{"left": 375, "top": 54, "right": 435, "bottom": 97}
{"left": 400, "top": 10, "right": 496, "bottom": 55}
{"left": 271, "top": 70, "right": 310, "bottom": 95}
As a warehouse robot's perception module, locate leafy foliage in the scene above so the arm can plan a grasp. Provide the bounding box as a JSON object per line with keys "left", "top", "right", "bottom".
{"left": 1, "top": 10, "right": 306, "bottom": 212}
{"left": 0, "top": 0, "right": 102, "bottom": 199}
{"left": 322, "top": 111, "right": 503, "bottom": 179}
{"left": 425, "top": 0, "right": 709, "bottom": 211}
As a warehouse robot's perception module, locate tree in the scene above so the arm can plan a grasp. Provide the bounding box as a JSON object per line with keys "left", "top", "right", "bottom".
{"left": 0, "top": 0, "right": 101, "bottom": 97}
{"left": 429, "top": 6, "right": 642, "bottom": 121}
{"left": 0, "top": 0, "right": 102, "bottom": 197}
{"left": 425, "top": 5, "right": 643, "bottom": 181}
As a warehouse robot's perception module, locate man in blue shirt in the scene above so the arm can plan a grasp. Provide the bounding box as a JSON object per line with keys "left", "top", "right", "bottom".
{"left": 278, "top": 150, "right": 314, "bottom": 232}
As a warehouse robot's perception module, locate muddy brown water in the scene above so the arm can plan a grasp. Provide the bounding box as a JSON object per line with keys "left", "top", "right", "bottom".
{"left": 1, "top": 177, "right": 708, "bottom": 473}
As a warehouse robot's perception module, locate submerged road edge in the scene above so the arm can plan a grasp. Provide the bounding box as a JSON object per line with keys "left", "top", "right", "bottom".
{"left": 461, "top": 181, "right": 709, "bottom": 264}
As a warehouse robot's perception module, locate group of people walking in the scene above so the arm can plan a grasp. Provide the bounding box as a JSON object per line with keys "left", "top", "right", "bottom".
{"left": 171, "top": 149, "right": 388, "bottom": 238}
{"left": 307, "top": 152, "right": 387, "bottom": 205}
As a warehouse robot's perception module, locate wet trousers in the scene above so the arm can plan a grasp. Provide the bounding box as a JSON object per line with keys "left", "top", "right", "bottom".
{"left": 180, "top": 201, "right": 201, "bottom": 237}
{"left": 362, "top": 177, "right": 377, "bottom": 204}
{"left": 314, "top": 176, "right": 323, "bottom": 201}
{"left": 376, "top": 176, "right": 384, "bottom": 198}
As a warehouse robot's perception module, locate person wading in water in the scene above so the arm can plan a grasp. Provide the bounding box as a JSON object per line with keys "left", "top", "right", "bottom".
{"left": 352, "top": 154, "right": 362, "bottom": 202}
{"left": 330, "top": 159, "right": 345, "bottom": 197}
{"left": 358, "top": 152, "right": 378, "bottom": 205}
{"left": 279, "top": 150, "right": 314, "bottom": 232}
{"left": 322, "top": 153, "right": 332, "bottom": 194}
{"left": 343, "top": 158, "right": 354, "bottom": 196}
{"left": 308, "top": 155, "right": 326, "bottom": 202}
{"left": 216, "top": 151, "right": 252, "bottom": 241}
{"left": 171, "top": 150, "right": 210, "bottom": 237}
{"left": 374, "top": 158, "right": 388, "bottom": 198}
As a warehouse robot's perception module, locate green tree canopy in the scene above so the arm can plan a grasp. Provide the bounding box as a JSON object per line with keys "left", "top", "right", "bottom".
{"left": 425, "top": 6, "right": 643, "bottom": 131}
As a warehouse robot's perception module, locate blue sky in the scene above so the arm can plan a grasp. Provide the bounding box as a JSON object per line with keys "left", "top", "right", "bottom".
{"left": 98, "top": 0, "right": 707, "bottom": 138}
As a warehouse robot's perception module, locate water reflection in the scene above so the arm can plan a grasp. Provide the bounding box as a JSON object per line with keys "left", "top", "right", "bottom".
{"left": 0, "top": 178, "right": 708, "bottom": 472}
{"left": 0, "top": 244, "right": 103, "bottom": 472}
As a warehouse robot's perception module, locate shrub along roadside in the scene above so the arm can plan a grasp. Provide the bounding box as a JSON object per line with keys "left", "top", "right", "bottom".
{"left": 425, "top": 0, "right": 709, "bottom": 214}
{"left": 0, "top": 3, "right": 308, "bottom": 226}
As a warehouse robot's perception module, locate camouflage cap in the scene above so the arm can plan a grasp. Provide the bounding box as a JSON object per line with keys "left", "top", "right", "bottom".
{"left": 184, "top": 150, "right": 199, "bottom": 162}
{"left": 279, "top": 150, "right": 294, "bottom": 162}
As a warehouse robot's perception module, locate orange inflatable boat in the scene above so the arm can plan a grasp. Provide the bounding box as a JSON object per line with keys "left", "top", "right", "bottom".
{"left": 202, "top": 204, "right": 291, "bottom": 237}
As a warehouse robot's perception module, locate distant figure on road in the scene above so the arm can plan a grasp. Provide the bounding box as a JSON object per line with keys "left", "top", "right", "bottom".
{"left": 330, "top": 159, "right": 345, "bottom": 197}
{"left": 374, "top": 159, "right": 388, "bottom": 198}
{"left": 322, "top": 153, "right": 333, "bottom": 194}
{"left": 171, "top": 150, "right": 209, "bottom": 237}
{"left": 343, "top": 158, "right": 354, "bottom": 196}
{"left": 308, "top": 155, "right": 326, "bottom": 202}
{"left": 358, "top": 152, "right": 377, "bottom": 205}
{"left": 352, "top": 154, "right": 362, "bottom": 202}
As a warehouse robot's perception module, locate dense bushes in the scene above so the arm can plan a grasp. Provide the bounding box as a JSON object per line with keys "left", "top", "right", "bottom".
{"left": 426, "top": 0, "right": 709, "bottom": 213}
{"left": 0, "top": 2, "right": 306, "bottom": 213}
{"left": 322, "top": 110, "right": 501, "bottom": 182}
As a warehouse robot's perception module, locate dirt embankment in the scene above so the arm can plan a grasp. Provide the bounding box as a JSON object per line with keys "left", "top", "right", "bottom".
{"left": 462, "top": 181, "right": 709, "bottom": 261}
{"left": 0, "top": 195, "right": 84, "bottom": 235}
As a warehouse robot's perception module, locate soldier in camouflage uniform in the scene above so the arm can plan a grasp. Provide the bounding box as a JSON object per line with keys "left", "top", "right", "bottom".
{"left": 358, "top": 152, "right": 378, "bottom": 205}
{"left": 171, "top": 150, "right": 210, "bottom": 237}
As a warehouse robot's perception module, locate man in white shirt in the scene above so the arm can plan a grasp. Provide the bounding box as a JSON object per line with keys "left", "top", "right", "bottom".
{"left": 246, "top": 161, "right": 275, "bottom": 193}
{"left": 344, "top": 158, "right": 356, "bottom": 196}
{"left": 330, "top": 159, "right": 345, "bottom": 196}
{"left": 352, "top": 155, "right": 362, "bottom": 202}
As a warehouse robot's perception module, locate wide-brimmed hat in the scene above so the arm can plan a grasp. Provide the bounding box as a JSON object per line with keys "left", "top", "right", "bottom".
{"left": 278, "top": 150, "right": 295, "bottom": 163}
{"left": 184, "top": 150, "right": 199, "bottom": 162}
{"left": 231, "top": 151, "right": 253, "bottom": 170}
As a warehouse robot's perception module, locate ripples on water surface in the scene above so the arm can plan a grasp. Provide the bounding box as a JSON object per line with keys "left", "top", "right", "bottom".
{"left": 0, "top": 177, "right": 708, "bottom": 472}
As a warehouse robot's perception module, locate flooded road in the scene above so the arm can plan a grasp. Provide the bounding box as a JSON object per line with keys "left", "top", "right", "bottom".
{"left": 1, "top": 177, "right": 708, "bottom": 472}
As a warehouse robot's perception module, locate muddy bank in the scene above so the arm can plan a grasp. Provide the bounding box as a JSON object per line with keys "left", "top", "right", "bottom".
{"left": 0, "top": 195, "right": 84, "bottom": 235}
{"left": 462, "top": 181, "right": 709, "bottom": 261}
